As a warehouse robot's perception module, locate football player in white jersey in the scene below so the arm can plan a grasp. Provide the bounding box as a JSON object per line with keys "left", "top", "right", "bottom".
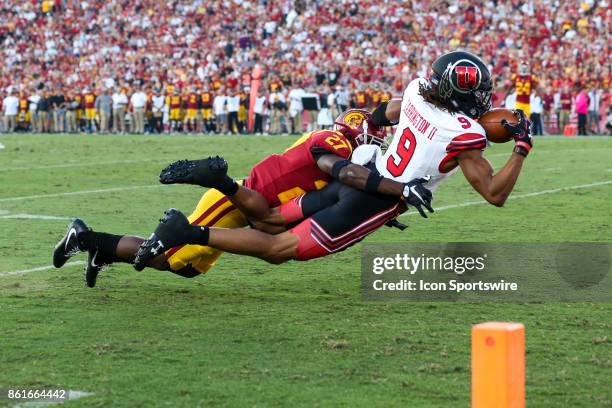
{"left": 365, "top": 50, "right": 533, "bottom": 206}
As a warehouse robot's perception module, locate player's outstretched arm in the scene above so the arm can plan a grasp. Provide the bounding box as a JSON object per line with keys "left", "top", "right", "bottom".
{"left": 316, "top": 154, "right": 405, "bottom": 196}
{"left": 316, "top": 154, "right": 434, "bottom": 217}
{"left": 457, "top": 150, "right": 524, "bottom": 207}
{"left": 457, "top": 110, "right": 533, "bottom": 207}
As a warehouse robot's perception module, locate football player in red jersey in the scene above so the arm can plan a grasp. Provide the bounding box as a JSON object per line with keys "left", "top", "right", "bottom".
{"left": 200, "top": 86, "right": 214, "bottom": 133}
{"left": 52, "top": 109, "right": 432, "bottom": 287}
{"left": 511, "top": 61, "right": 537, "bottom": 117}
{"left": 184, "top": 87, "right": 200, "bottom": 133}
{"left": 353, "top": 85, "right": 368, "bottom": 109}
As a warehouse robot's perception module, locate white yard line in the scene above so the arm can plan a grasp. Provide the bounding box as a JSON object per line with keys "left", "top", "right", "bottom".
{"left": 2, "top": 180, "right": 609, "bottom": 279}
{"left": 0, "top": 184, "right": 164, "bottom": 202}
{"left": 0, "top": 158, "right": 168, "bottom": 172}
{"left": 400, "top": 180, "right": 612, "bottom": 217}
{"left": 0, "top": 260, "right": 85, "bottom": 277}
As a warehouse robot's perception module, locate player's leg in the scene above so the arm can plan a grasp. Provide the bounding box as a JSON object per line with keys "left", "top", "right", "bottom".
{"left": 158, "top": 156, "right": 295, "bottom": 226}
{"left": 203, "top": 181, "right": 350, "bottom": 261}
{"left": 111, "top": 187, "right": 246, "bottom": 276}
{"left": 52, "top": 218, "right": 169, "bottom": 287}
{"left": 202, "top": 109, "right": 209, "bottom": 133}
{"left": 287, "top": 184, "right": 403, "bottom": 259}
{"left": 53, "top": 188, "right": 247, "bottom": 286}
{"left": 164, "top": 187, "right": 247, "bottom": 274}
{"left": 134, "top": 184, "right": 402, "bottom": 267}
{"left": 133, "top": 208, "right": 298, "bottom": 268}
{"left": 276, "top": 181, "right": 343, "bottom": 224}
{"left": 192, "top": 110, "right": 198, "bottom": 132}
{"left": 169, "top": 109, "right": 176, "bottom": 131}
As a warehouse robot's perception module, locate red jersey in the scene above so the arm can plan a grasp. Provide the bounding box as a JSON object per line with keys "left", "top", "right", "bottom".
{"left": 354, "top": 91, "right": 368, "bottom": 108}
{"left": 369, "top": 90, "right": 381, "bottom": 108}
{"left": 269, "top": 80, "right": 282, "bottom": 92}
{"left": 200, "top": 91, "right": 213, "bottom": 108}
{"left": 186, "top": 93, "right": 199, "bottom": 109}
{"left": 380, "top": 91, "right": 392, "bottom": 103}
{"left": 560, "top": 92, "right": 572, "bottom": 110}
{"left": 245, "top": 130, "right": 353, "bottom": 206}
{"left": 168, "top": 95, "right": 182, "bottom": 109}
{"left": 83, "top": 93, "right": 96, "bottom": 109}
{"left": 19, "top": 96, "right": 28, "bottom": 112}
{"left": 512, "top": 74, "right": 537, "bottom": 104}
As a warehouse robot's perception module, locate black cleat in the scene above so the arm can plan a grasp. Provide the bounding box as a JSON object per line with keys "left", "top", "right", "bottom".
{"left": 159, "top": 156, "right": 228, "bottom": 188}
{"left": 53, "top": 218, "right": 90, "bottom": 268}
{"left": 85, "top": 247, "right": 106, "bottom": 288}
{"left": 133, "top": 208, "right": 195, "bottom": 271}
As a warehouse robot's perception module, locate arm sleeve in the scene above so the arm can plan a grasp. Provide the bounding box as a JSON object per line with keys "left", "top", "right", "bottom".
{"left": 446, "top": 133, "right": 487, "bottom": 152}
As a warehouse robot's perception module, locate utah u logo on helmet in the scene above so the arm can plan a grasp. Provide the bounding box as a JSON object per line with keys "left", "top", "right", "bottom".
{"left": 455, "top": 65, "right": 481, "bottom": 91}
{"left": 443, "top": 59, "right": 482, "bottom": 93}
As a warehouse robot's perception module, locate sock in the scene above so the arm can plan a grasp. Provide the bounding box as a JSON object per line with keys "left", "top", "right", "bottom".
{"left": 216, "top": 176, "right": 239, "bottom": 196}
{"left": 79, "top": 231, "right": 123, "bottom": 262}
{"left": 279, "top": 197, "right": 304, "bottom": 224}
{"left": 186, "top": 225, "right": 210, "bottom": 246}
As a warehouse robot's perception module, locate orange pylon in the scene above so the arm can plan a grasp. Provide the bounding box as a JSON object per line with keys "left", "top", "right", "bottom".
{"left": 472, "top": 322, "right": 525, "bottom": 408}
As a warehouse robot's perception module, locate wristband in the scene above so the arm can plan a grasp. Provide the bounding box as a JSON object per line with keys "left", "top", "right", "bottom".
{"left": 513, "top": 141, "right": 531, "bottom": 157}
{"left": 365, "top": 171, "right": 383, "bottom": 193}
{"left": 331, "top": 160, "right": 351, "bottom": 179}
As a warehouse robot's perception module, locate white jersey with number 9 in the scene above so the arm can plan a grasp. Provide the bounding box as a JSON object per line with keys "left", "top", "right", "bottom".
{"left": 352, "top": 78, "right": 488, "bottom": 192}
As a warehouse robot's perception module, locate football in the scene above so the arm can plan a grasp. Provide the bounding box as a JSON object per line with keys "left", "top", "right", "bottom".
{"left": 478, "top": 108, "right": 519, "bottom": 143}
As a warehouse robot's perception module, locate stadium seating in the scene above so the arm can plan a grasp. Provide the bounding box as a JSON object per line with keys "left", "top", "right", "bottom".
{"left": 0, "top": 1, "right": 609, "bottom": 135}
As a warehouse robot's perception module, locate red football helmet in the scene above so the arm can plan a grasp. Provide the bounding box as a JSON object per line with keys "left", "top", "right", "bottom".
{"left": 333, "top": 109, "right": 388, "bottom": 149}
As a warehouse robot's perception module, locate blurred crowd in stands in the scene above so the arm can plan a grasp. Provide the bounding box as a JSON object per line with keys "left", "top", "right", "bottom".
{"left": 0, "top": 0, "right": 610, "bottom": 135}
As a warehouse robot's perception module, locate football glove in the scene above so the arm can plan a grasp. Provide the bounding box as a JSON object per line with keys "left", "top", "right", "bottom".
{"left": 402, "top": 176, "right": 434, "bottom": 218}
{"left": 502, "top": 109, "right": 533, "bottom": 157}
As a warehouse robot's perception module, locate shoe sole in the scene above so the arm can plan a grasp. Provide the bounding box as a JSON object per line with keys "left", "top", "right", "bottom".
{"left": 159, "top": 160, "right": 196, "bottom": 184}
{"left": 159, "top": 156, "right": 227, "bottom": 185}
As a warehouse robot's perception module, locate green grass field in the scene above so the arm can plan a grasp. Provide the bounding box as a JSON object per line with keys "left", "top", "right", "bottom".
{"left": 0, "top": 134, "right": 610, "bottom": 407}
